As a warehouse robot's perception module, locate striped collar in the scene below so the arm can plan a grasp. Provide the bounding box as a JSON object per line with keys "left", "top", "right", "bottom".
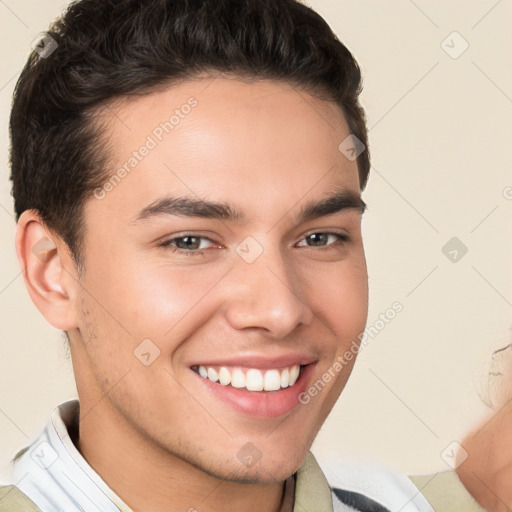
{"left": 9, "top": 400, "right": 430, "bottom": 512}
{"left": 10, "top": 400, "right": 335, "bottom": 511}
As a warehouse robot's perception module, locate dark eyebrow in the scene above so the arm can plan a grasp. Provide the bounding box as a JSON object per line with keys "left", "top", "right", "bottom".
{"left": 298, "top": 188, "right": 366, "bottom": 222}
{"left": 131, "top": 196, "right": 245, "bottom": 223}
{"left": 131, "top": 189, "right": 366, "bottom": 225}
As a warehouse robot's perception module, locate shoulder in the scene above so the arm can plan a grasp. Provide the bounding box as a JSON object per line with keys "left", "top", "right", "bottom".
{"left": 0, "top": 485, "right": 42, "bottom": 512}
{"left": 322, "top": 459, "right": 434, "bottom": 512}
{"left": 409, "top": 471, "right": 487, "bottom": 512}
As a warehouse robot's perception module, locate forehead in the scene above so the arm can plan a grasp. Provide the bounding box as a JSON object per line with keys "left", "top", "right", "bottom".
{"left": 87, "top": 77, "right": 361, "bottom": 225}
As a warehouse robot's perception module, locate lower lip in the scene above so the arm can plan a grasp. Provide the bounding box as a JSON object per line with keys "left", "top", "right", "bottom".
{"left": 193, "top": 364, "right": 316, "bottom": 418}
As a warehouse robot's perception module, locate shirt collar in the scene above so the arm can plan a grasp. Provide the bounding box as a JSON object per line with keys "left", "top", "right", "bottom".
{"left": 293, "top": 451, "right": 334, "bottom": 511}
{"left": 12, "top": 400, "right": 334, "bottom": 512}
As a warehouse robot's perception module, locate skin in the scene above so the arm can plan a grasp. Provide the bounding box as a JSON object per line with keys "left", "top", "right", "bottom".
{"left": 457, "top": 402, "right": 512, "bottom": 512}
{"left": 16, "top": 76, "right": 369, "bottom": 512}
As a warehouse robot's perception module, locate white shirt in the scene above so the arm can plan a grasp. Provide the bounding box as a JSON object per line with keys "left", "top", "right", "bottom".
{"left": 6, "top": 399, "right": 433, "bottom": 512}
{"left": 10, "top": 400, "right": 132, "bottom": 512}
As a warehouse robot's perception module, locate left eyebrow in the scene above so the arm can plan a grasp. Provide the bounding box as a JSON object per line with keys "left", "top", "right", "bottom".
{"left": 130, "top": 188, "right": 366, "bottom": 225}
{"left": 297, "top": 189, "right": 367, "bottom": 223}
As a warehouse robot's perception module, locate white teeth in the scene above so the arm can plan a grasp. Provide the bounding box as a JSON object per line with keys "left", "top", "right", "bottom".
{"left": 196, "top": 364, "right": 304, "bottom": 392}
{"left": 207, "top": 367, "right": 219, "bottom": 382}
{"left": 218, "top": 367, "right": 231, "bottom": 386}
{"left": 280, "top": 368, "right": 290, "bottom": 388}
{"left": 289, "top": 365, "right": 300, "bottom": 386}
{"left": 264, "top": 369, "right": 281, "bottom": 391}
{"left": 231, "top": 369, "right": 246, "bottom": 388}
{"left": 246, "top": 369, "right": 264, "bottom": 391}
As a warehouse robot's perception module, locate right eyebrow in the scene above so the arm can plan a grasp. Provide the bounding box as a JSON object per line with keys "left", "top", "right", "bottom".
{"left": 130, "top": 195, "right": 246, "bottom": 224}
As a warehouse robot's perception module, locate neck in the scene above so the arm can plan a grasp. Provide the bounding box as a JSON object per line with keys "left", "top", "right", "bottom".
{"left": 76, "top": 399, "right": 292, "bottom": 512}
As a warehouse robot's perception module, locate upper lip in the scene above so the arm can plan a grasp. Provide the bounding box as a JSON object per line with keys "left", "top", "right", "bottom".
{"left": 189, "top": 353, "right": 318, "bottom": 370}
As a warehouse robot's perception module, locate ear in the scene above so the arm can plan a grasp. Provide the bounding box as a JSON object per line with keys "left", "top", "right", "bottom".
{"left": 15, "top": 210, "right": 79, "bottom": 331}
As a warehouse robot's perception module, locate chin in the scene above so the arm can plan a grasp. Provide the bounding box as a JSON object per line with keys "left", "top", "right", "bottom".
{"left": 219, "top": 464, "right": 297, "bottom": 485}
{"left": 190, "top": 450, "right": 304, "bottom": 484}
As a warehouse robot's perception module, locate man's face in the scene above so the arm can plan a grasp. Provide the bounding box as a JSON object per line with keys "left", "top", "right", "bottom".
{"left": 69, "top": 77, "right": 368, "bottom": 482}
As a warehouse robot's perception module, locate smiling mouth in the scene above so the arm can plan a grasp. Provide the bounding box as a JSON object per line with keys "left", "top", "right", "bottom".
{"left": 191, "top": 364, "right": 306, "bottom": 392}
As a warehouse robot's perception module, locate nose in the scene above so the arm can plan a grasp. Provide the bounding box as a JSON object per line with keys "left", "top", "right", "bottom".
{"left": 222, "top": 239, "right": 314, "bottom": 338}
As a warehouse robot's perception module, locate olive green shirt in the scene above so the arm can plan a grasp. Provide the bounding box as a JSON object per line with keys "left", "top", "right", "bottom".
{"left": 410, "top": 471, "right": 487, "bottom": 512}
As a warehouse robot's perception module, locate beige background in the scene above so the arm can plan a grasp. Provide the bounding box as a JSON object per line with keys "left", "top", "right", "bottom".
{"left": 1, "top": 0, "right": 511, "bottom": 482}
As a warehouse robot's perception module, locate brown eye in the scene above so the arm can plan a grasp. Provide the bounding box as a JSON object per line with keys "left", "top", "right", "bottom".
{"left": 173, "top": 236, "right": 202, "bottom": 250}
{"left": 160, "top": 235, "right": 215, "bottom": 255}
{"left": 297, "top": 232, "right": 349, "bottom": 249}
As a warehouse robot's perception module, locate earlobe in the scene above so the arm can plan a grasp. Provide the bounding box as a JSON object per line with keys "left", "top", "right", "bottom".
{"left": 15, "top": 210, "right": 79, "bottom": 331}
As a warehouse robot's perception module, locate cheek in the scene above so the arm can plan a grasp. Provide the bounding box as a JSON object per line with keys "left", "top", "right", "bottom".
{"left": 305, "top": 254, "right": 368, "bottom": 331}
{"left": 80, "top": 240, "right": 368, "bottom": 357}
{"left": 82, "top": 249, "right": 227, "bottom": 342}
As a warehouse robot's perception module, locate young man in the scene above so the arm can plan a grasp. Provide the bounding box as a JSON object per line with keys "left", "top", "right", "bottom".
{"left": 1, "top": 0, "right": 434, "bottom": 510}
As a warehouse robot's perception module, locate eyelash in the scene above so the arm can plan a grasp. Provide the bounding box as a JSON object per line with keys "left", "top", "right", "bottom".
{"left": 159, "top": 232, "right": 350, "bottom": 257}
